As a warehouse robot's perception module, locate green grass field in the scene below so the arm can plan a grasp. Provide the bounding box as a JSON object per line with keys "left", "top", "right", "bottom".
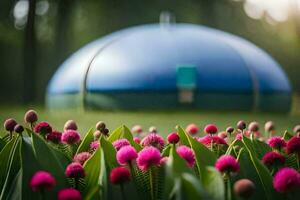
{"left": 1, "top": 97, "right": 299, "bottom": 137}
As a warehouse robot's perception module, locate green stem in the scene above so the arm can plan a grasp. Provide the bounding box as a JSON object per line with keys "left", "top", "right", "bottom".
{"left": 74, "top": 177, "right": 79, "bottom": 190}
{"left": 120, "top": 184, "right": 127, "bottom": 200}
{"left": 296, "top": 153, "right": 300, "bottom": 171}
{"left": 149, "top": 167, "right": 154, "bottom": 200}
{"left": 226, "top": 175, "right": 232, "bottom": 200}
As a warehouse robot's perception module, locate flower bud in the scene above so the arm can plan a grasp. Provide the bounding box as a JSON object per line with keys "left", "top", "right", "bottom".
{"left": 96, "top": 121, "right": 106, "bottom": 131}
{"left": 24, "top": 110, "right": 38, "bottom": 124}
{"left": 248, "top": 121, "right": 259, "bottom": 132}
{"left": 4, "top": 118, "right": 17, "bottom": 132}
{"left": 234, "top": 179, "right": 255, "bottom": 199}
{"left": 237, "top": 120, "right": 246, "bottom": 130}
{"left": 64, "top": 120, "right": 78, "bottom": 131}
{"left": 14, "top": 124, "right": 24, "bottom": 134}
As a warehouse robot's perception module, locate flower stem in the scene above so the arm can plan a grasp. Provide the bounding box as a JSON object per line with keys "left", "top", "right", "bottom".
{"left": 226, "top": 174, "right": 231, "bottom": 200}
{"left": 120, "top": 184, "right": 127, "bottom": 200}
{"left": 74, "top": 177, "right": 79, "bottom": 190}
{"left": 149, "top": 167, "right": 154, "bottom": 200}
{"left": 296, "top": 153, "right": 300, "bottom": 170}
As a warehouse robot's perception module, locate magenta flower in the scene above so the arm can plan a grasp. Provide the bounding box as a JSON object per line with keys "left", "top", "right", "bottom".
{"left": 286, "top": 136, "right": 300, "bottom": 154}
{"left": 57, "top": 188, "right": 82, "bottom": 200}
{"left": 176, "top": 145, "right": 195, "bottom": 168}
{"left": 116, "top": 145, "right": 138, "bottom": 165}
{"left": 73, "top": 152, "right": 91, "bottom": 165}
{"left": 215, "top": 155, "right": 240, "bottom": 174}
{"left": 30, "top": 171, "right": 56, "bottom": 192}
{"left": 132, "top": 125, "right": 143, "bottom": 134}
{"left": 110, "top": 167, "right": 131, "bottom": 185}
{"left": 65, "top": 162, "right": 85, "bottom": 178}
{"left": 267, "top": 136, "right": 286, "bottom": 150}
{"left": 235, "top": 133, "right": 243, "bottom": 141}
{"left": 204, "top": 124, "right": 218, "bottom": 135}
{"left": 112, "top": 139, "right": 130, "bottom": 151}
{"left": 186, "top": 123, "right": 199, "bottom": 135}
{"left": 133, "top": 137, "right": 141, "bottom": 144}
{"left": 198, "top": 135, "right": 227, "bottom": 146}
{"left": 262, "top": 152, "right": 285, "bottom": 167}
{"left": 34, "top": 121, "right": 52, "bottom": 135}
{"left": 46, "top": 131, "right": 62, "bottom": 144}
{"left": 61, "top": 130, "right": 81, "bottom": 145}
{"left": 4, "top": 118, "right": 17, "bottom": 132}
{"left": 137, "top": 146, "right": 161, "bottom": 171}
{"left": 141, "top": 133, "right": 165, "bottom": 150}
{"left": 167, "top": 132, "right": 180, "bottom": 144}
{"left": 90, "top": 141, "right": 100, "bottom": 150}
{"left": 273, "top": 167, "right": 300, "bottom": 193}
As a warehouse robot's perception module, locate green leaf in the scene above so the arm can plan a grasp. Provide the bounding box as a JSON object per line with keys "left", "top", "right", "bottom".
{"left": 225, "top": 139, "right": 244, "bottom": 157}
{"left": 0, "top": 137, "right": 6, "bottom": 152}
{"left": 76, "top": 128, "right": 94, "bottom": 154}
{"left": 179, "top": 173, "right": 208, "bottom": 200}
{"left": 283, "top": 130, "right": 293, "bottom": 141}
{"left": 202, "top": 167, "right": 225, "bottom": 200}
{"left": 241, "top": 136, "right": 280, "bottom": 200}
{"left": 108, "top": 125, "right": 142, "bottom": 151}
{"left": 251, "top": 138, "right": 271, "bottom": 159}
{"left": 177, "top": 126, "right": 216, "bottom": 180}
{"left": 100, "top": 136, "right": 118, "bottom": 170}
{"left": 83, "top": 147, "right": 102, "bottom": 198}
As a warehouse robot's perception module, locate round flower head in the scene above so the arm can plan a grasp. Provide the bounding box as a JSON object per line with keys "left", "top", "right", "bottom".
{"left": 141, "top": 133, "right": 165, "bottom": 150}
{"left": 4, "top": 118, "right": 17, "bottom": 132}
{"left": 248, "top": 121, "right": 259, "bottom": 132}
{"left": 176, "top": 145, "right": 195, "bottom": 167}
{"left": 132, "top": 125, "right": 143, "bottom": 134}
{"left": 110, "top": 167, "right": 131, "bottom": 185}
{"left": 226, "top": 126, "right": 234, "bottom": 134}
{"left": 137, "top": 146, "right": 161, "bottom": 171}
{"left": 46, "top": 131, "right": 62, "bottom": 144}
{"left": 93, "top": 130, "right": 101, "bottom": 140}
{"left": 235, "top": 133, "right": 243, "bottom": 141}
{"left": 61, "top": 130, "right": 81, "bottom": 145}
{"left": 96, "top": 121, "right": 106, "bottom": 131}
{"left": 265, "top": 121, "right": 275, "bottom": 133}
{"left": 64, "top": 120, "right": 78, "bottom": 131}
{"left": 58, "top": 188, "right": 82, "bottom": 200}
{"left": 149, "top": 126, "right": 157, "bottom": 133}
{"left": 267, "top": 136, "right": 286, "bottom": 150}
{"left": 14, "top": 124, "right": 24, "bottom": 134}
{"left": 237, "top": 120, "right": 246, "bottom": 130}
{"left": 117, "top": 145, "right": 138, "bottom": 165}
{"left": 167, "top": 132, "right": 180, "bottom": 144}
{"left": 234, "top": 179, "right": 255, "bottom": 199}
{"left": 112, "top": 139, "right": 130, "bottom": 151}
{"left": 90, "top": 141, "right": 100, "bottom": 150}
{"left": 198, "top": 135, "right": 227, "bottom": 146}
{"left": 293, "top": 125, "right": 300, "bottom": 134}
{"left": 286, "top": 136, "right": 300, "bottom": 154}
{"left": 262, "top": 152, "right": 285, "bottom": 168}
{"left": 186, "top": 123, "right": 199, "bottom": 135}
{"left": 34, "top": 122, "right": 52, "bottom": 135}
{"left": 218, "top": 131, "right": 227, "bottom": 139}
{"left": 133, "top": 137, "right": 141, "bottom": 144}
{"left": 30, "top": 171, "right": 56, "bottom": 192}
{"left": 215, "top": 155, "right": 240, "bottom": 174}
{"left": 102, "top": 128, "right": 109, "bottom": 136}
{"left": 24, "top": 110, "right": 38, "bottom": 124}
{"left": 65, "top": 162, "right": 85, "bottom": 178}
{"left": 73, "top": 152, "right": 91, "bottom": 165}
{"left": 273, "top": 167, "right": 300, "bottom": 193}
{"left": 160, "top": 157, "right": 169, "bottom": 166}
{"left": 204, "top": 124, "right": 218, "bottom": 135}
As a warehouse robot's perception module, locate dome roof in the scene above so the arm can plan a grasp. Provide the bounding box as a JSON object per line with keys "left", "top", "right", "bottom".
{"left": 47, "top": 23, "right": 291, "bottom": 112}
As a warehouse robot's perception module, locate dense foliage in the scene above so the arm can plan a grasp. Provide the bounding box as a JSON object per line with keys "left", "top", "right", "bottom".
{"left": 1, "top": 110, "right": 300, "bottom": 200}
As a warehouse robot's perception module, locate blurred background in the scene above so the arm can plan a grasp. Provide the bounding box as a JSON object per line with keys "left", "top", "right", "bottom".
{"left": 0, "top": 0, "right": 300, "bottom": 104}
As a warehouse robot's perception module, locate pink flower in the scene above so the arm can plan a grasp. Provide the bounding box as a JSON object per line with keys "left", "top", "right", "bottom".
{"left": 30, "top": 171, "right": 56, "bottom": 192}
{"left": 4, "top": 118, "right": 17, "bottom": 132}
{"left": 286, "top": 136, "right": 300, "bottom": 154}
{"left": 167, "top": 132, "right": 180, "bottom": 144}
{"left": 186, "top": 123, "right": 199, "bottom": 135}
{"left": 204, "top": 124, "right": 218, "bottom": 134}
{"left": 176, "top": 145, "right": 195, "bottom": 167}
{"left": 112, "top": 139, "right": 130, "bottom": 151}
{"left": 116, "top": 145, "right": 138, "bottom": 165}
{"left": 218, "top": 131, "right": 227, "bottom": 139}
{"left": 58, "top": 188, "right": 82, "bottom": 200}
{"left": 61, "top": 130, "right": 80, "bottom": 145}
{"left": 90, "top": 141, "right": 100, "bottom": 150}
{"left": 65, "top": 163, "right": 85, "bottom": 178}
{"left": 198, "top": 135, "right": 227, "bottom": 146}
{"left": 273, "top": 167, "right": 300, "bottom": 193}
{"left": 46, "top": 131, "right": 62, "bottom": 144}
{"left": 215, "top": 155, "right": 240, "bottom": 174}
{"left": 141, "top": 133, "right": 165, "bottom": 150}
{"left": 34, "top": 122, "right": 52, "bottom": 135}
{"left": 267, "top": 136, "right": 286, "bottom": 150}
{"left": 262, "top": 152, "right": 285, "bottom": 167}
{"left": 132, "top": 125, "right": 143, "bottom": 134}
{"left": 248, "top": 121, "right": 259, "bottom": 132}
{"left": 235, "top": 133, "right": 242, "bottom": 141}
{"left": 137, "top": 146, "right": 161, "bottom": 171}
{"left": 159, "top": 157, "right": 169, "bottom": 165}
{"left": 110, "top": 167, "right": 131, "bottom": 185}
{"left": 133, "top": 137, "right": 141, "bottom": 144}
{"left": 73, "top": 152, "right": 91, "bottom": 165}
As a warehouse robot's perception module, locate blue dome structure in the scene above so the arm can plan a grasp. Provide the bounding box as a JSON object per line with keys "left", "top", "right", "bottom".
{"left": 47, "top": 23, "right": 292, "bottom": 112}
